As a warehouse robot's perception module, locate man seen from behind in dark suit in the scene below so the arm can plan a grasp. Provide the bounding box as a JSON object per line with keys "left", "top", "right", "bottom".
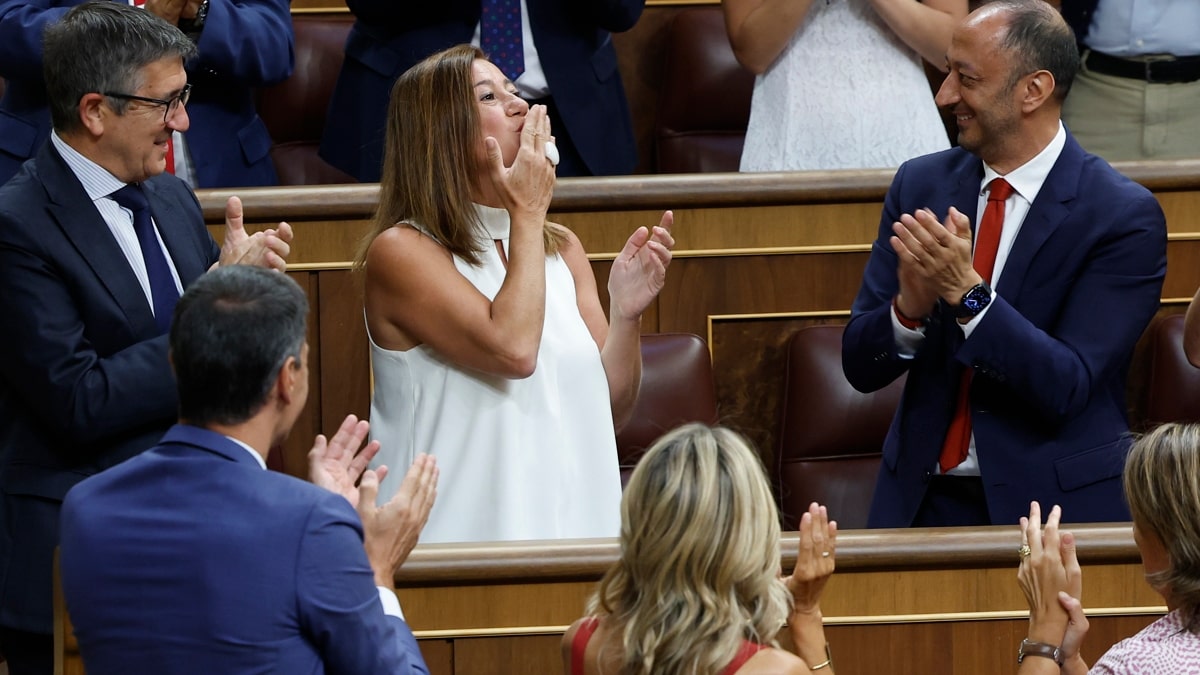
{"left": 60, "top": 265, "right": 437, "bottom": 674}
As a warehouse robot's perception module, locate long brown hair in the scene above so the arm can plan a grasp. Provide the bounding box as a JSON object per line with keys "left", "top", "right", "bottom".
{"left": 356, "top": 44, "right": 565, "bottom": 269}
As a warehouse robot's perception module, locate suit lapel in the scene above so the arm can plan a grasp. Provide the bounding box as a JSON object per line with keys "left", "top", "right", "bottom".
{"left": 953, "top": 159, "right": 985, "bottom": 234}
{"left": 143, "top": 179, "right": 207, "bottom": 285}
{"left": 38, "top": 143, "right": 159, "bottom": 335}
{"left": 993, "top": 136, "right": 1082, "bottom": 296}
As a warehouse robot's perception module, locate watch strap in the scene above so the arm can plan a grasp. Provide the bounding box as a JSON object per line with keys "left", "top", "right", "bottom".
{"left": 1018, "top": 639, "right": 1063, "bottom": 666}
{"left": 179, "top": 0, "right": 209, "bottom": 36}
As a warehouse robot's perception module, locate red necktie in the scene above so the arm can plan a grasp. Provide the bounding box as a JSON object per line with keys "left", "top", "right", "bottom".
{"left": 938, "top": 177, "right": 1014, "bottom": 473}
{"left": 131, "top": 0, "right": 176, "bottom": 175}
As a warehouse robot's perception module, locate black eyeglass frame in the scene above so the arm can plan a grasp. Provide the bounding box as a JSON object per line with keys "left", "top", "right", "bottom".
{"left": 101, "top": 83, "right": 192, "bottom": 123}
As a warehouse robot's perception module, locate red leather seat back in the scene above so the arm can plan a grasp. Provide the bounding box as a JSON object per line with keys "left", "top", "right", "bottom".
{"left": 654, "top": 7, "right": 754, "bottom": 173}
{"left": 616, "top": 333, "right": 719, "bottom": 485}
{"left": 1142, "top": 314, "right": 1200, "bottom": 427}
{"left": 257, "top": 14, "right": 357, "bottom": 185}
{"left": 776, "top": 325, "right": 905, "bottom": 530}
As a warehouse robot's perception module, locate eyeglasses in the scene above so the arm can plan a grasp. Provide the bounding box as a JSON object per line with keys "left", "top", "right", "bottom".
{"left": 102, "top": 83, "right": 192, "bottom": 123}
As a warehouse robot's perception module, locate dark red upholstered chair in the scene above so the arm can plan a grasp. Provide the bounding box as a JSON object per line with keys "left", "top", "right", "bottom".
{"left": 1142, "top": 314, "right": 1200, "bottom": 427}
{"left": 775, "top": 325, "right": 906, "bottom": 530}
{"left": 615, "top": 333, "right": 719, "bottom": 485}
{"left": 654, "top": 7, "right": 754, "bottom": 173}
{"left": 0, "top": 76, "right": 6, "bottom": 101}
{"left": 257, "top": 14, "right": 356, "bottom": 185}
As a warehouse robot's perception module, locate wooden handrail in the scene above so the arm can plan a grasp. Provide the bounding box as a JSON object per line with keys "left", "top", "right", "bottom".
{"left": 195, "top": 159, "right": 1200, "bottom": 221}
{"left": 395, "top": 522, "right": 1136, "bottom": 586}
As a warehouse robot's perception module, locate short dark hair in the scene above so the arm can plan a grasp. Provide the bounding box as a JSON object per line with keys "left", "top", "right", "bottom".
{"left": 43, "top": 1, "right": 196, "bottom": 132}
{"left": 991, "top": 0, "right": 1080, "bottom": 102}
{"left": 170, "top": 266, "right": 308, "bottom": 428}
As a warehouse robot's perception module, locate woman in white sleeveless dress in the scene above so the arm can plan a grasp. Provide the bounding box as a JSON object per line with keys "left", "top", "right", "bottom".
{"left": 358, "top": 45, "right": 675, "bottom": 544}
{"left": 725, "top": 0, "right": 966, "bottom": 171}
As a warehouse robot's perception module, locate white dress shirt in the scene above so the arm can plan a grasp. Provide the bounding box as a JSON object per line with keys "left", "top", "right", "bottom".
{"left": 51, "top": 132, "right": 184, "bottom": 319}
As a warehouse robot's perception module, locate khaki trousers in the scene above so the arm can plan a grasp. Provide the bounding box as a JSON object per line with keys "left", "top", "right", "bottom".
{"left": 1062, "top": 64, "right": 1200, "bottom": 161}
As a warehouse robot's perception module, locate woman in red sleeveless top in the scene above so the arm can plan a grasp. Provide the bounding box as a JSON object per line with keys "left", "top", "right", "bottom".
{"left": 562, "top": 423, "right": 838, "bottom": 674}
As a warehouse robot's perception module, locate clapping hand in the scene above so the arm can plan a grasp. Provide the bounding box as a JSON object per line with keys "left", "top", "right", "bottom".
{"left": 357, "top": 454, "right": 438, "bottom": 588}
{"left": 608, "top": 211, "right": 675, "bottom": 321}
{"left": 1017, "top": 502, "right": 1086, "bottom": 656}
{"left": 785, "top": 502, "right": 838, "bottom": 616}
{"left": 218, "top": 196, "right": 293, "bottom": 272}
{"left": 890, "top": 206, "right": 975, "bottom": 308}
{"left": 308, "top": 414, "right": 381, "bottom": 509}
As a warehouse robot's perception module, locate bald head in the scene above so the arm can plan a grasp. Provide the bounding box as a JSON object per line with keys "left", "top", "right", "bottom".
{"left": 968, "top": 0, "right": 1080, "bottom": 104}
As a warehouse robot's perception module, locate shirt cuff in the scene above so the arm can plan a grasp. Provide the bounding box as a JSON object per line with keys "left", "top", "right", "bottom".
{"left": 377, "top": 587, "right": 405, "bottom": 621}
{"left": 891, "top": 303, "right": 926, "bottom": 359}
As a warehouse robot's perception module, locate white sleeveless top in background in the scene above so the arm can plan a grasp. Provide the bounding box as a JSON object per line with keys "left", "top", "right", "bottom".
{"left": 740, "top": 0, "right": 950, "bottom": 171}
{"left": 367, "top": 204, "right": 622, "bottom": 544}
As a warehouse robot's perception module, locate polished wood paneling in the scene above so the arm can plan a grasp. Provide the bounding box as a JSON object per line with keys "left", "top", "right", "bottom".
{"left": 454, "top": 635, "right": 563, "bottom": 675}
{"left": 391, "top": 526, "right": 1163, "bottom": 674}
{"left": 417, "top": 639, "right": 453, "bottom": 675}
{"left": 56, "top": 525, "right": 1167, "bottom": 675}
{"left": 198, "top": 163, "right": 1200, "bottom": 481}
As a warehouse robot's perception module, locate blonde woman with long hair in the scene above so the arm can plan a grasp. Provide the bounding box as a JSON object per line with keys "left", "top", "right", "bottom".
{"left": 358, "top": 44, "right": 674, "bottom": 545}
{"left": 564, "top": 423, "right": 837, "bottom": 674}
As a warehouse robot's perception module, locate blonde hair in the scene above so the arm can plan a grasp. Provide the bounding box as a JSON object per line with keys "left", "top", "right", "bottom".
{"left": 355, "top": 44, "right": 565, "bottom": 270}
{"left": 1124, "top": 422, "right": 1200, "bottom": 632}
{"left": 587, "top": 423, "right": 791, "bottom": 674}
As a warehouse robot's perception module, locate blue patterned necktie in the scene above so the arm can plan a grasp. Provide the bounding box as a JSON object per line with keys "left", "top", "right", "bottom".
{"left": 110, "top": 184, "right": 179, "bottom": 334}
{"left": 480, "top": 0, "right": 525, "bottom": 82}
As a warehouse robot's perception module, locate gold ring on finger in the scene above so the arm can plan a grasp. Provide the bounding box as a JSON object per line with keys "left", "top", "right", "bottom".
{"left": 1018, "top": 544, "right": 1031, "bottom": 560}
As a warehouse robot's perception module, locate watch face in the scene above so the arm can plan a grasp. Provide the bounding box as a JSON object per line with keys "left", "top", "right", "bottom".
{"left": 964, "top": 288, "right": 989, "bottom": 311}
{"left": 957, "top": 283, "right": 992, "bottom": 317}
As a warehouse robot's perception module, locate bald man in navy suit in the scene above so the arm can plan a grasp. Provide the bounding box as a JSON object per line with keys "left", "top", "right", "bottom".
{"left": 843, "top": 0, "right": 1166, "bottom": 529}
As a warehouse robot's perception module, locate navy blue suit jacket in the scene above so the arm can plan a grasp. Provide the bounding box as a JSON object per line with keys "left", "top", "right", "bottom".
{"left": 0, "top": 141, "right": 220, "bottom": 633}
{"left": 842, "top": 132, "right": 1166, "bottom": 528}
{"left": 319, "top": 0, "right": 642, "bottom": 181}
{"left": 60, "top": 425, "right": 429, "bottom": 674}
{"left": 0, "top": 0, "right": 294, "bottom": 188}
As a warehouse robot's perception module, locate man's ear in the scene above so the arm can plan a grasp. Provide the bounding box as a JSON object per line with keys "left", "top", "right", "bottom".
{"left": 1021, "top": 70, "right": 1056, "bottom": 114}
{"left": 276, "top": 355, "right": 299, "bottom": 406}
{"left": 78, "top": 93, "right": 108, "bottom": 137}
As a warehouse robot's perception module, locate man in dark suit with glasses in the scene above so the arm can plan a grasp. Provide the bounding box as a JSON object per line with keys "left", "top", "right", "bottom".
{"left": 0, "top": 4, "right": 291, "bottom": 672}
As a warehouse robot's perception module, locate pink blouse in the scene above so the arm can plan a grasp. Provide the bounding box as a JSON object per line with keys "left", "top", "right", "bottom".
{"left": 1092, "top": 609, "right": 1200, "bottom": 674}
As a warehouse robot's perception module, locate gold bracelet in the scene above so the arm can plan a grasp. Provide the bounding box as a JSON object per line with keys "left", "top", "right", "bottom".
{"left": 809, "top": 643, "right": 833, "bottom": 671}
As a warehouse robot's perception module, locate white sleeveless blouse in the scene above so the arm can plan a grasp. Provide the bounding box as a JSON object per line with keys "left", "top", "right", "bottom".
{"left": 367, "top": 204, "right": 622, "bottom": 543}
